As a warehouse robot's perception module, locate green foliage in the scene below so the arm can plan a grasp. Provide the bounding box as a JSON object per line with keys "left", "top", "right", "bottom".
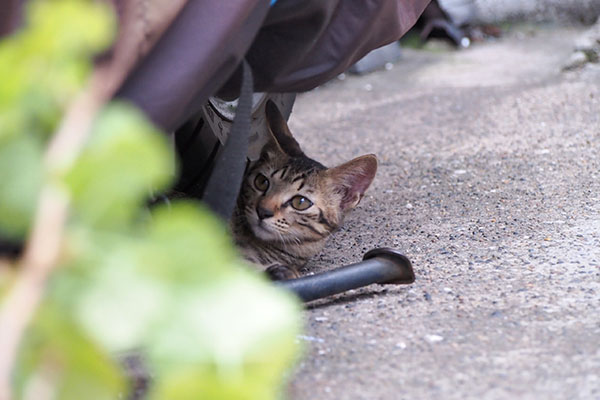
{"left": 0, "top": 0, "right": 114, "bottom": 238}
{"left": 0, "top": 262, "right": 16, "bottom": 298}
{"left": 1, "top": 1, "right": 302, "bottom": 399}
{"left": 146, "top": 273, "right": 300, "bottom": 400}
{"left": 64, "top": 103, "right": 174, "bottom": 229}
{"left": 14, "top": 302, "right": 126, "bottom": 400}
{"left": 45, "top": 203, "right": 301, "bottom": 399}
{"left": 0, "top": 0, "right": 114, "bottom": 140}
{"left": 0, "top": 134, "right": 42, "bottom": 238}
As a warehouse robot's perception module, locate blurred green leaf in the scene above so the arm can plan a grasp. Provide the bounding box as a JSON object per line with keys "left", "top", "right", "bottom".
{"left": 148, "top": 273, "right": 301, "bottom": 400}
{"left": 15, "top": 302, "right": 126, "bottom": 400}
{"left": 0, "top": 0, "right": 114, "bottom": 141}
{"left": 0, "top": 134, "right": 42, "bottom": 239}
{"left": 141, "top": 201, "right": 235, "bottom": 283}
{"left": 58, "top": 237, "right": 171, "bottom": 353}
{"left": 0, "top": 262, "right": 16, "bottom": 298}
{"left": 27, "top": 0, "right": 114, "bottom": 56}
{"left": 0, "top": 0, "right": 116, "bottom": 235}
{"left": 49, "top": 202, "right": 301, "bottom": 399}
{"left": 64, "top": 103, "right": 174, "bottom": 229}
{"left": 6, "top": 2, "right": 302, "bottom": 399}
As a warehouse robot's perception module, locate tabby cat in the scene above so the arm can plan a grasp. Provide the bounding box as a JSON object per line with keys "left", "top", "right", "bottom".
{"left": 231, "top": 100, "right": 377, "bottom": 280}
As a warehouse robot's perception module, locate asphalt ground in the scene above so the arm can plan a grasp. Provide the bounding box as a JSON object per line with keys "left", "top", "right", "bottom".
{"left": 286, "top": 24, "right": 600, "bottom": 400}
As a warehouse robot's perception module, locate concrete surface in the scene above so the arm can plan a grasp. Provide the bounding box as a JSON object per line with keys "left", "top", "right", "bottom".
{"left": 286, "top": 25, "right": 600, "bottom": 400}
{"left": 471, "top": 0, "right": 600, "bottom": 25}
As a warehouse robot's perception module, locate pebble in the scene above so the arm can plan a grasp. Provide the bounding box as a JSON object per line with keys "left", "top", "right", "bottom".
{"left": 563, "top": 51, "right": 588, "bottom": 70}
{"left": 298, "top": 335, "right": 325, "bottom": 343}
{"left": 425, "top": 334, "right": 444, "bottom": 343}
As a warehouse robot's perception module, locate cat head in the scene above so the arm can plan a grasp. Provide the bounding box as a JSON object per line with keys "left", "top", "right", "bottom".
{"left": 236, "top": 100, "right": 377, "bottom": 244}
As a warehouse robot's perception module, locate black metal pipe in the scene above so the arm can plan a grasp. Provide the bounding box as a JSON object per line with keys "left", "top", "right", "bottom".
{"left": 276, "top": 248, "right": 415, "bottom": 302}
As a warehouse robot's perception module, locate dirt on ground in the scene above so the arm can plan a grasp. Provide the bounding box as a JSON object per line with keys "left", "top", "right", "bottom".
{"left": 286, "top": 24, "right": 600, "bottom": 400}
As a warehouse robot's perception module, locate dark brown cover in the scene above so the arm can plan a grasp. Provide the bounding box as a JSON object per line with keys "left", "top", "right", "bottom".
{"left": 117, "top": 0, "right": 430, "bottom": 131}
{"left": 244, "top": 0, "right": 431, "bottom": 93}
{"left": 2, "top": 0, "right": 430, "bottom": 132}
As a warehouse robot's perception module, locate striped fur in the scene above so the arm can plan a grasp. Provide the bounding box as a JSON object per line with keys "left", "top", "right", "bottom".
{"left": 230, "top": 101, "right": 377, "bottom": 279}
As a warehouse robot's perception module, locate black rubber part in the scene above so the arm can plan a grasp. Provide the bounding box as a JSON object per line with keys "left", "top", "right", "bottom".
{"left": 276, "top": 248, "right": 415, "bottom": 303}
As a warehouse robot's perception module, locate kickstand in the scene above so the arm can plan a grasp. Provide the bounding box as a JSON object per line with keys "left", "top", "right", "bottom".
{"left": 276, "top": 248, "right": 415, "bottom": 303}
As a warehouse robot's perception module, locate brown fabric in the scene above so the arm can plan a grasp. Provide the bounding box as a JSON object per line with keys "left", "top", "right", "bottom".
{"left": 82, "top": 0, "right": 191, "bottom": 103}
{"left": 245, "top": 0, "right": 432, "bottom": 93}
{"left": 117, "top": 0, "right": 430, "bottom": 132}
{"left": 0, "top": 0, "right": 24, "bottom": 37}
{"left": 116, "top": 0, "right": 271, "bottom": 131}
{"left": 3, "top": 0, "right": 430, "bottom": 132}
{"left": 105, "top": 0, "right": 188, "bottom": 81}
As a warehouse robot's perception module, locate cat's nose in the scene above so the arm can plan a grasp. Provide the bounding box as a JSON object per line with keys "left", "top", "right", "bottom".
{"left": 256, "top": 205, "right": 274, "bottom": 220}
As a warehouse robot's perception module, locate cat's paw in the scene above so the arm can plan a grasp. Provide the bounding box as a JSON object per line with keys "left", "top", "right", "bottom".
{"left": 266, "top": 264, "right": 299, "bottom": 281}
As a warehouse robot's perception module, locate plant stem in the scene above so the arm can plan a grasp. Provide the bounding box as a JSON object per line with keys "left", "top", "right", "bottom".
{"left": 0, "top": 72, "right": 109, "bottom": 400}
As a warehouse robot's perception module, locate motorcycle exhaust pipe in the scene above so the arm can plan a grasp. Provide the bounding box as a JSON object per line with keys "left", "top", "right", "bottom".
{"left": 276, "top": 248, "right": 415, "bottom": 303}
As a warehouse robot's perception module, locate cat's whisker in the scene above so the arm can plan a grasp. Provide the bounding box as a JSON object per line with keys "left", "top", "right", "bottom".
{"left": 275, "top": 230, "right": 290, "bottom": 251}
{"left": 279, "top": 229, "right": 300, "bottom": 249}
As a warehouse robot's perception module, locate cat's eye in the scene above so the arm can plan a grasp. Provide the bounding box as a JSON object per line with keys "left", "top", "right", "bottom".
{"left": 290, "top": 195, "right": 313, "bottom": 211}
{"left": 254, "top": 173, "right": 269, "bottom": 192}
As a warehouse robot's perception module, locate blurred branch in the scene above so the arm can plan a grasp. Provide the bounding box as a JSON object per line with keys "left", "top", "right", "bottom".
{"left": 0, "top": 0, "right": 174, "bottom": 392}
{"left": 0, "top": 68, "right": 113, "bottom": 400}
{"left": 0, "top": 2, "right": 193, "bottom": 397}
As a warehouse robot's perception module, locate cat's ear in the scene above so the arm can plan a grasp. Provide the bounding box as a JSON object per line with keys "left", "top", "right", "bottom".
{"left": 265, "top": 99, "right": 304, "bottom": 158}
{"left": 326, "top": 154, "right": 378, "bottom": 211}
